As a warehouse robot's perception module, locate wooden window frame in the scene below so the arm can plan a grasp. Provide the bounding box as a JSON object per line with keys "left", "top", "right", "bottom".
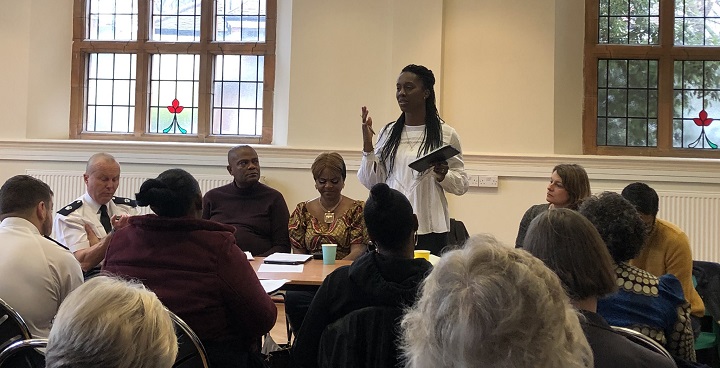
{"left": 583, "top": 0, "right": 720, "bottom": 157}
{"left": 70, "top": 0, "right": 276, "bottom": 144}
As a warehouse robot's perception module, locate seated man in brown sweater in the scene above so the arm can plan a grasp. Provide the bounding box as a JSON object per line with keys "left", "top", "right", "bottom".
{"left": 202, "top": 145, "right": 290, "bottom": 256}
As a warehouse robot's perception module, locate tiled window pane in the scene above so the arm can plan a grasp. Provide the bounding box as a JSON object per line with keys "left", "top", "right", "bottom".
{"left": 673, "top": 60, "right": 720, "bottom": 148}
{"left": 85, "top": 53, "right": 137, "bottom": 133}
{"left": 88, "top": 0, "right": 138, "bottom": 40}
{"left": 148, "top": 54, "right": 200, "bottom": 134}
{"left": 212, "top": 54, "right": 263, "bottom": 135}
{"left": 597, "top": 59, "right": 659, "bottom": 147}
{"left": 599, "top": 0, "right": 659, "bottom": 44}
{"left": 216, "top": 0, "right": 267, "bottom": 42}
{"left": 675, "top": 0, "right": 720, "bottom": 45}
{"left": 152, "top": 0, "right": 201, "bottom": 42}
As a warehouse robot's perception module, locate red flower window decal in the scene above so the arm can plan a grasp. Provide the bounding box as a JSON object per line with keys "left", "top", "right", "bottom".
{"left": 164, "top": 99, "right": 187, "bottom": 134}
{"left": 688, "top": 110, "right": 717, "bottom": 149}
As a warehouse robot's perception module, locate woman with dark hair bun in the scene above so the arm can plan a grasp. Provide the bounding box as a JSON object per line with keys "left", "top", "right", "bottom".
{"left": 293, "top": 183, "right": 432, "bottom": 368}
{"left": 103, "top": 169, "right": 277, "bottom": 368}
{"left": 359, "top": 64, "right": 468, "bottom": 255}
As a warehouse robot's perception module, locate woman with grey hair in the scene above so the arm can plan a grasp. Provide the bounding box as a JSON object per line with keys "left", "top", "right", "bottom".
{"left": 45, "top": 276, "right": 178, "bottom": 368}
{"left": 401, "top": 234, "right": 593, "bottom": 368}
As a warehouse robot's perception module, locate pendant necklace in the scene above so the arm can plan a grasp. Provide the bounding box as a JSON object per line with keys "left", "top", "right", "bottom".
{"left": 405, "top": 128, "right": 423, "bottom": 151}
{"left": 318, "top": 197, "right": 342, "bottom": 224}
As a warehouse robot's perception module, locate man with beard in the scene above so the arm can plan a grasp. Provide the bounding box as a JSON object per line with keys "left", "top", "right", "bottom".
{"left": 0, "top": 175, "right": 83, "bottom": 339}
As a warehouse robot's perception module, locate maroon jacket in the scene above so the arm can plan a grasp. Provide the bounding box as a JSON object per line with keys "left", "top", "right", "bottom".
{"left": 103, "top": 214, "right": 276, "bottom": 350}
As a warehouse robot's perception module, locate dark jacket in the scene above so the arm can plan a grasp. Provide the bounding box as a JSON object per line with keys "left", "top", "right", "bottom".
{"left": 693, "top": 260, "right": 720, "bottom": 321}
{"left": 292, "top": 251, "right": 432, "bottom": 368}
{"left": 103, "top": 215, "right": 277, "bottom": 356}
{"left": 579, "top": 310, "right": 675, "bottom": 368}
{"left": 515, "top": 203, "right": 549, "bottom": 248}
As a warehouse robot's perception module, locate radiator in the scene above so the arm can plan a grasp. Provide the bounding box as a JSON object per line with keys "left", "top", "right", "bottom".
{"left": 659, "top": 192, "right": 720, "bottom": 263}
{"left": 26, "top": 170, "right": 237, "bottom": 216}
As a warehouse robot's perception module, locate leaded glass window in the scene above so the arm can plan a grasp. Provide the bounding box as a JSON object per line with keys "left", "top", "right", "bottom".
{"left": 585, "top": 0, "right": 720, "bottom": 156}
{"left": 71, "top": 0, "right": 276, "bottom": 143}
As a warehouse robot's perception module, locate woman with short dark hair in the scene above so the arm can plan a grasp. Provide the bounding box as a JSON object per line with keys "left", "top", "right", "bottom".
{"left": 524, "top": 208, "right": 675, "bottom": 368}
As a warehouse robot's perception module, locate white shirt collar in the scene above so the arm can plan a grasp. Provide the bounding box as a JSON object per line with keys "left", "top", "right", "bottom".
{"left": 0, "top": 217, "right": 42, "bottom": 235}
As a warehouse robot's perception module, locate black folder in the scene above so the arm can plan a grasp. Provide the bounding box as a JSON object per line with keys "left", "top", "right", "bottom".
{"left": 408, "top": 145, "right": 460, "bottom": 172}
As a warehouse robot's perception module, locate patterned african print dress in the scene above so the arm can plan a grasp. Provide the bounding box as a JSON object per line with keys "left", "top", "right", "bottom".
{"left": 597, "top": 262, "right": 696, "bottom": 361}
{"left": 288, "top": 200, "right": 369, "bottom": 260}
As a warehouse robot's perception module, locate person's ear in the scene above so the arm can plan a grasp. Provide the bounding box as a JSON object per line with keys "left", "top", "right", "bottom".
{"left": 83, "top": 173, "right": 90, "bottom": 185}
{"left": 412, "top": 214, "right": 419, "bottom": 232}
{"left": 36, "top": 201, "right": 47, "bottom": 222}
{"left": 226, "top": 165, "right": 232, "bottom": 175}
{"left": 424, "top": 90, "right": 430, "bottom": 99}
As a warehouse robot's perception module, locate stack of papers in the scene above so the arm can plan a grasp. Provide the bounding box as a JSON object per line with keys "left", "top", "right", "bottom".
{"left": 260, "top": 279, "right": 289, "bottom": 294}
{"left": 264, "top": 253, "right": 313, "bottom": 265}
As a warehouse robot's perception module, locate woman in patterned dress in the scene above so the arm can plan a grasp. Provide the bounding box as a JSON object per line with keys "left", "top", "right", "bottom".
{"left": 289, "top": 152, "right": 369, "bottom": 260}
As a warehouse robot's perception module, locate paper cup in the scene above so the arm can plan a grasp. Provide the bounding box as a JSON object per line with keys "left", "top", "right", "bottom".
{"left": 322, "top": 244, "right": 337, "bottom": 265}
{"left": 414, "top": 250, "right": 431, "bottom": 261}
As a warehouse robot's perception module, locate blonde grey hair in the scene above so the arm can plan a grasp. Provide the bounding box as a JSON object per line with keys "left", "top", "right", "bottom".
{"left": 46, "top": 276, "right": 178, "bottom": 368}
{"left": 400, "top": 234, "right": 593, "bottom": 368}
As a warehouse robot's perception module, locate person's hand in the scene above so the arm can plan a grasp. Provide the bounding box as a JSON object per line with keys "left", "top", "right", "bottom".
{"left": 84, "top": 223, "right": 101, "bottom": 247}
{"left": 432, "top": 161, "right": 449, "bottom": 182}
{"left": 112, "top": 214, "right": 131, "bottom": 231}
{"left": 361, "top": 106, "right": 375, "bottom": 153}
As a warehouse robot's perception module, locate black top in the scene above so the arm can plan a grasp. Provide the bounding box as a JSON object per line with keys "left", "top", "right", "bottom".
{"left": 515, "top": 203, "right": 549, "bottom": 248}
{"left": 292, "top": 251, "right": 432, "bottom": 368}
{"left": 579, "top": 309, "right": 675, "bottom": 368}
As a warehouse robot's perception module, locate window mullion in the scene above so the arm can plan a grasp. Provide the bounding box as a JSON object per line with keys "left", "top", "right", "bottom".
{"left": 654, "top": 0, "right": 675, "bottom": 151}
{"left": 196, "top": 0, "right": 214, "bottom": 140}
{"left": 133, "top": 0, "right": 151, "bottom": 136}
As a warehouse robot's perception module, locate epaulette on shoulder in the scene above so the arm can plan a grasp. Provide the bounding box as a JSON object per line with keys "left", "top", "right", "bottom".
{"left": 113, "top": 196, "right": 137, "bottom": 208}
{"left": 57, "top": 200, "right": 83, "bottom": 216}
{"left": 44, "top": 235, "right": 70, "bottom": 251}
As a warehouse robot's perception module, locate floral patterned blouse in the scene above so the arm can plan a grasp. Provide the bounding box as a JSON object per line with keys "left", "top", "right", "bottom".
{"left": 288, "top": 199, "right": 369, "bottom": 259}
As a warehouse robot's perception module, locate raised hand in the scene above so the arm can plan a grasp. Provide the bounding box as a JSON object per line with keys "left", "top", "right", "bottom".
{"left": 361, "top": 106, "right": 375, "bottom": 153}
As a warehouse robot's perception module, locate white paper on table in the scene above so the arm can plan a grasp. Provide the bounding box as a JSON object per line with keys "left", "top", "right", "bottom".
{"left": 257, "top": 264, "right": 304, "bottom": 273}
{"left": 244, "top": 251, "right": 254, "bottom": 261}
{"left": 260, "top": 279, "right": 289, "bottom": 294}
{"left": 428, "top": 254, "right": 441, "bottom": 266}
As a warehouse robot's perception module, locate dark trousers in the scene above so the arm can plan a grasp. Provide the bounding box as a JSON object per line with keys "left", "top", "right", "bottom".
{"left": 285, "top": 290, "right": 317, "bottom": 334}
{"left": 416, "top": 232, "right": 449, "bottom": 256}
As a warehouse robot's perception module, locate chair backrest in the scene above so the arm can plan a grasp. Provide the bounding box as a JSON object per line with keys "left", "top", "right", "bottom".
{"left": 318, "top": 306, "right": 404, "bottom": 368}
{"left": 0, "top": 298, "right": 31, "bottom": 352}
{"left": 168, "top": 310, "right": 210, "bottom": 368}
{"left": 0, "top": 339, "right": 47, "bottom": 368}
{"left": 611, "top": 326, "right": 675, "bottom": 363}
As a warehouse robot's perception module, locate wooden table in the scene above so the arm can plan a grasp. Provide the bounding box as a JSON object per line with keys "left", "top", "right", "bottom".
{"left": 252, "top": 257, "right": 352, "bottom": 290}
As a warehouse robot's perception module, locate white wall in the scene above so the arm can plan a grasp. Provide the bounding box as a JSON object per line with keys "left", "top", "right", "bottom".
{"left": 0, "top": 0, "right": 719, "bottom": 259}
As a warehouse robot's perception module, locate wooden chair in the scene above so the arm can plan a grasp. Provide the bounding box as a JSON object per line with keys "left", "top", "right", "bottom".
{"left": 0, "top": 339, "right": 47, "bottom": 368}
{"left": 168, "top": 310, "right": 210, "bottom": 368}
{"left": 0, "top": 298, "right": 31, "bottom": 352}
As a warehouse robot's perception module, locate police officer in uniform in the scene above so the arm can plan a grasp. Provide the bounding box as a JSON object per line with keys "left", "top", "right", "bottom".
{"left": 53, "top": 153, "right": 137, "bottom": 278}
{"left": 0, "top": 175, "right": 83, "bottom": 339}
